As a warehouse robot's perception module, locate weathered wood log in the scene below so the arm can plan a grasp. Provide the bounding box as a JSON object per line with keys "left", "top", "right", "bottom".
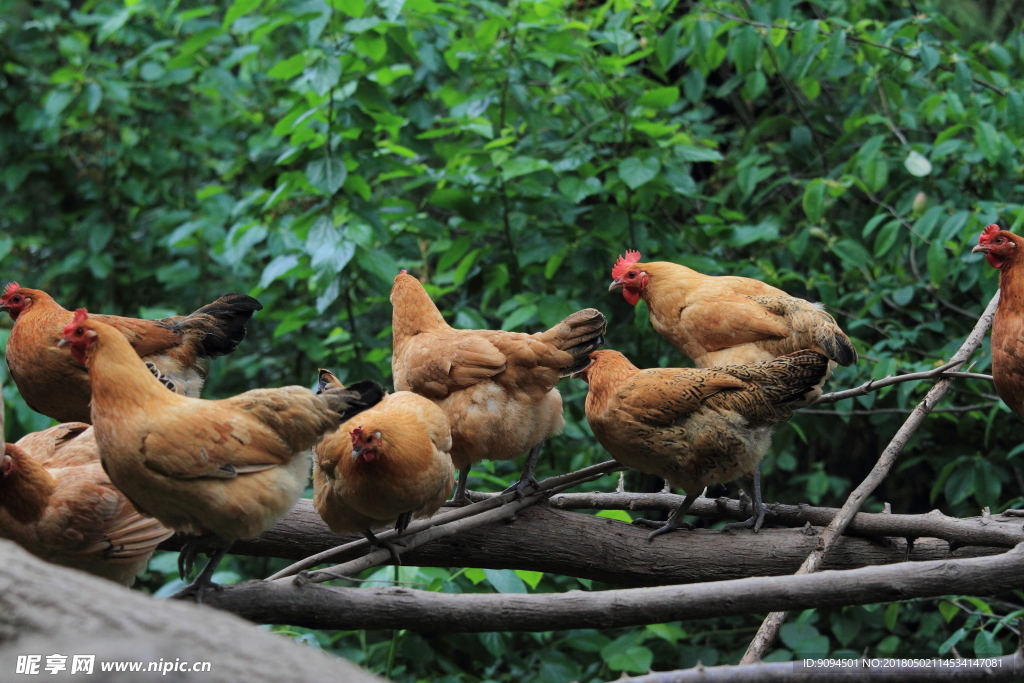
{"left": 0, "top": 540, "right": 382, "bottom": 683}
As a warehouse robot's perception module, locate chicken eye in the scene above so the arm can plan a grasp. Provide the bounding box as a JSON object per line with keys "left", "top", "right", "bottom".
{"left": 627, "top": 270, "right": 636, "bottom": 277}
{"left": 76, "top": 327, "right": 83, "bottom": 335}
{"left": 11, "top": 296, "right": 20, "bottom": 303}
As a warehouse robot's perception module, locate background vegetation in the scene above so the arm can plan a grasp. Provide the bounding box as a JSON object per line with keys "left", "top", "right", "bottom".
{"left": 3, "top": 0, "right": 1024, "bottom": 678}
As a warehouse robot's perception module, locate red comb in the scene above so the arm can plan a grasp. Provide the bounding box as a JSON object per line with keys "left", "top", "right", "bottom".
{"left": 611, "top": 250, "right": 642, "bottom": 280}
{"left": 3, "top": 282, "right": 19, "bottom": 298}
{"left": 400, "top": 269, "right": 408, "bottom": 275}
{"left": 350, "top": 426, "right": 363, "bottom": 445}
{"left": 72, "top": 309, "right": 88, "bottom": 324}
{"left": 980, "top": 224, "right": 1001, "bottom": 244}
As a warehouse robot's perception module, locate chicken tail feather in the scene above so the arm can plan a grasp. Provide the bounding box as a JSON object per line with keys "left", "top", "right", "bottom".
{"left": 175, "top": 293, "right": 264, "bottom": 358}
{"left": 318, "top": 380, "right": 387, "bottom": 422}
{"left": 818, "top": 324, "right": 858, "bottom": 367}
{"left": 540, "top": 308, "right": 608, "bottom": 377}
{"left": 720, "top": 350, "right": 831, "bottom": 410}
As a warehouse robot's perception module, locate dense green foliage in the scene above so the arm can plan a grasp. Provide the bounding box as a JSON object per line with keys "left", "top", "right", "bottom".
{"left": 4, "top": 0, "right": 1024, "bottom": 677}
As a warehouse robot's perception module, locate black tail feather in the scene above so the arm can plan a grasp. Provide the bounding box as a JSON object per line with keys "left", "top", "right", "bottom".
{"left": 319, "top": 380, "right": 386, "bottom": 422}
{"left": 554, "top": 308, "right": 608, "bottom": 378}
{"left": 176, "top": 294, "right": 263, "bottom": 358}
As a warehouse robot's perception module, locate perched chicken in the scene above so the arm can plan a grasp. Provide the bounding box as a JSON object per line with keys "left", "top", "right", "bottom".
{"left": 973, "top": 225, "right": 1024, "bottom": 418}
{"left": 608, "top": 251, "right": 857, "bottom": 369}
{"left": 2, "top": 283, "right": 263, "bottom": 423}
{"left": 391, "top": 272, "right": 607, "bottom": 503}
{"left": 59, "top": 309, "right": 384, "bottom": 598}
{"left": 0, "top": 423, "right": 173, "bottom": 585}
{"left": 313, "top": 369, "right": 454, "bottom": 558}
{"left": 581, "top": 349, "right": 829, "bottom": 540}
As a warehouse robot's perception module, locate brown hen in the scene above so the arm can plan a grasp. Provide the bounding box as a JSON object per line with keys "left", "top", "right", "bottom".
{"left": 0, "top": 423, "right": 173, "bottom": 585}
{"left": 582, "top": 349, "right": 829, "bottom": 540}
{"left": 390, "top": 272, "right": 606, "bottom": 502}
{"left": 2, "top": 284, "right": 263, "bottom": 423}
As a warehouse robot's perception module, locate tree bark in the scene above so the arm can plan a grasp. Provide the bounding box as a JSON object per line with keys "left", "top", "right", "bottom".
{"left": 162, "top": 502, "right": 1000, "bottom": 588}
{"left": 200, "top": 544, "right": 1024, "bottom": 633}
{"left": 0, "top": 539, "right": 382, "bottom": 683}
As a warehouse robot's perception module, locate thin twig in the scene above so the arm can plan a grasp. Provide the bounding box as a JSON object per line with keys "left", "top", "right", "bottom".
{"left": 740, "top": 292, "right": 999, "bottom": 664}
{"left": 814, "top": 361, "right": 990, "bottom": 405}
{"left": 801, "top": 402, "right": 998, "bottom": 416}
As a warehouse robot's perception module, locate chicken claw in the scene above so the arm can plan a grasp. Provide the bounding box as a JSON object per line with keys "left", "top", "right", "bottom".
{"left": 445, "top": 468, "right": 472, "bottom": 506}
{"left": 363, "top": 530, "right": 404, "bottom": 566}
{"left": 634, "top": 493, "right": 699, "bottom": 542}
{"left": 501, "top": 441, "right": 544, "bottom": 499}
{"left": 723, "top": 468, "right": 774, "bottom": 533}
{"left": 172, "top": 545, "right": 230, "bottom": 604}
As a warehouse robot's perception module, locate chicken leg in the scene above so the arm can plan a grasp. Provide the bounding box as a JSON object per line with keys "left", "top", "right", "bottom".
{"left": 633, "top": 493, "right": 697, "bottom": 541}
{"left": 172, "top": 544, "right": 230, "bottom": 603}
{"left": 501, "top": 440, "right": 543, "bottom": 498}
{"left": 395, "top": 511, "right": 413, "bottom": 535}
{"left": 446, "top": 468, "right": 471, "bottom": 506}
{"left": 364, "top": 529, "right": 403, "bottom": 565}
{"left": 723, "top": 467, "right": 771, "bottom": 533}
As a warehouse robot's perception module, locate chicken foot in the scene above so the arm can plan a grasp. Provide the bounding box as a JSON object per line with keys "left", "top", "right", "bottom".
{"left": 633, "top": 494, "right": 697, "bottom": 541}
{"left": 172, "top": 544, "right": 230, "bottom": 604}
{"left": 722, "top": 468, "right": 773, "bottom": 533}
{"left": 395, "top": 511, "right": 413, "bottom": 535}
{"left": 364, "top": 529, "right": 404, "bottom": 565}
{"left": 446, "top": 468, "right": 471, "bottom": 506}
{"left": 501, "top": 440, "right": 544, "bottom": 498}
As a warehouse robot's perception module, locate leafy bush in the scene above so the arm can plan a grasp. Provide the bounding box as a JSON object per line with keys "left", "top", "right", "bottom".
{"left": 3, "top": 0, "right": 1024, "bottom": 677}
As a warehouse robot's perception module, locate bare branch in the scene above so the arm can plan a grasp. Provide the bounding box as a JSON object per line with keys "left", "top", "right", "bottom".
{"left": 616, "top": 652, "right": 1024, "bottom": 682}
{"left": 164, "top": 502, "right": 1003, "bottom": 588}
{"left": 547, "top": 493, "right": 1024, "bottom": 549}
{"left": 742, "top": 293, "right": 1000, "bottom": 663}
{"left": 200, "top": 545, "right": 1024, "bottom": 633}
{"left": 265, "top": 460, "right": 623, "bottom": 582}
{"left": 814, "top": 361, "right": 992, "bottom": 406}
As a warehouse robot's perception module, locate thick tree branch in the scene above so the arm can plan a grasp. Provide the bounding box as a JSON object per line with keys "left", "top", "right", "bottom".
{"left": 547, "top": 493, "right": 1024, "bottom": 549}
{"left": 164, "top": 503, "right": 1001, "bottom": 588}
{"left": 262, "top": 460, "right": 623, "bottom": 582}
{"left": 201, "top": 544, "right": 1024, "bottom": 632}
{"left": 617, "top": 651, "right": 1023, "bottom": 682}
{"left": 0, "top": 540, "right": 382, "bottom": 683}
{"left": 742, "top": 292, "right": 1000, "bottom": 663}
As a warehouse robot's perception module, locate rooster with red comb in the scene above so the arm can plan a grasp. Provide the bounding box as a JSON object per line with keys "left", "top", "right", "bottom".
{"left": 972, "top": 224, "right": 1024, "bottom": 419}
{"left": 602, "top": 250, "right": 856, "bottom": 532}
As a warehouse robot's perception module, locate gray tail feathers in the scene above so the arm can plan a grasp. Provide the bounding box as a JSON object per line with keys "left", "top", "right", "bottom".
{"left": 319, "top": 380, "right": 386, "bottom": 422}
{"left": 723, "top": 350, "right": 831, "bottom": 406}
{"left": 550, "top": 308, "right": 608, "bottom": 377}
{"left": 176, "top": 294, "right": 264, "bottom": 358}
{"left": 819, "top": 326, "right": 858, "bottom": 367}
{"left": 766, "top": 351, "right": 832, "bottom": 405}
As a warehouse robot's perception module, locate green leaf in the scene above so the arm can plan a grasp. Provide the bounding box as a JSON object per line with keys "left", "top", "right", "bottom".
{"left": 605, "top": 646, "right": 653, "bottom": 673}
{"left": 938, "top": 601, "right": 960, "bottom": 623}
{"left": 831, "top": 238, "right": 872, "bottom": 270}
{"left": 976, "top": 121, "right": 1001, "bottom": 164}
{"left": 501, "top": 157, "right": 550, "bottom": 181}
{"left": 268, "top": 54, "right": 307, "bottom": 79}
{"left": 802, "top": 180, "right": 825, "bottom": 223}
{"left": 225, "top": 0, "right": 262, "bottom": 27}
{"left": 306, "top": 158, "right": 348, "bottom": 196}
{"left": 904, "top": 150, "right": 932, "bottom": 177}
{"left": 734, "top": 26, "right": 760, "bottom": 73}
{"left": 920, "top": 45, "right": 940, "bottom": 73}
{"left": 484, "top": 569, "right": 527, "bottom": 593}
{"left": 927, "top": 237, "right": 947, "bottom": 286}
{"left": 514, "top": 570, "right": 543, "bottom": 589}
{"left": 557, "top": 176, "right": 602, "bottom": 204}
{"left": 638, "top": 86, "right": 679, "bottom": 109}
{"left": 618, "top": 157, "right": 660, "bottom": 190}
{"left": 862, "top": 158, "right": 889, "bottom": 193}
{"left": 884, "top": 603, "right": 900, "bottom": 631}
{"left": 596, "top": 509, "right": 632, "bottom": 522}
{"left": 974, "top": 630, "right": 1003, "bottom": 658}
{"left": 258, "top": 254, "right": 300, "bottom": 289}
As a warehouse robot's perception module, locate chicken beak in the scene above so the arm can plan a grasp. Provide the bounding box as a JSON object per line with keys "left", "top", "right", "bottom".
{"left": 608, "top": 279, "right": 624, "bottom": 292}
{"left": 971, "top": 244, "right": 990, "bottom": 254}
{"left": 56, "top": 338, "right": 70, "bottom": 348}
{"left": 351, "top": 445, "right": 364, "bottom": 461}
